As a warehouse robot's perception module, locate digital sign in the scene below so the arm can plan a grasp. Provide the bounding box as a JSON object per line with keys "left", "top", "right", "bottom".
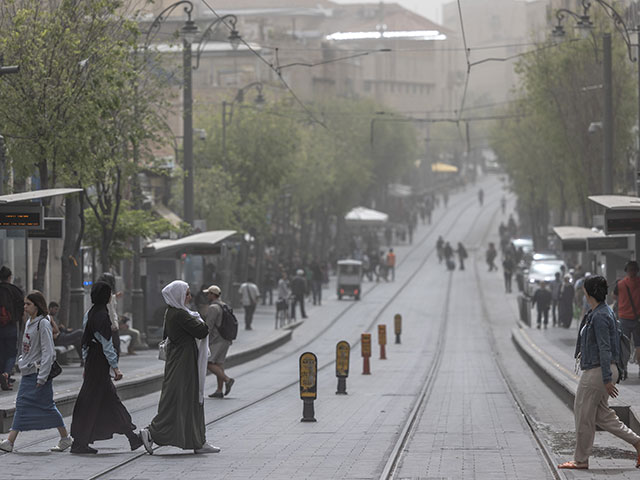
{"left": 0, "top": 206, "right": 44, "bottom": 230}
{"left": 587, "top": 235, "right": 631, "bottom": 252}
{"left": 28, "top": 218, "right": 64, "bottom": 239}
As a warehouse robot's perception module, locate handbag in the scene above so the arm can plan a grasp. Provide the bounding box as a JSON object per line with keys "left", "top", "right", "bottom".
{"left": 158, "top": 310, "right": 169, "bottom": 361}
{"left": 36, "top": 317, "right": 63, "bottom": 381}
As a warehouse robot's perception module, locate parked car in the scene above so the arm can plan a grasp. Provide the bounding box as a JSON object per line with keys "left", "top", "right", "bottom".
{"left": 525, "top": 259, "right": 567, "bottom": 297}
{"left": 531, "top": 252, "right": 559, "bottom": 262}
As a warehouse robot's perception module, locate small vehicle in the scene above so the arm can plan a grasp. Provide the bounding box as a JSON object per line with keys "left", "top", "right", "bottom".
{"left": 337, "top": 259, "right": 362, "bottom": 300}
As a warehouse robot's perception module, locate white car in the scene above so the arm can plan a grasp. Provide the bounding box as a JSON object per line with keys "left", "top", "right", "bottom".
{"left": 525, "top": 259, "right": 566, "bottom": 297}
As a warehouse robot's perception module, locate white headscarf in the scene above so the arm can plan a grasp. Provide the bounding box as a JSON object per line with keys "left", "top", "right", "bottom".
{"left": 161, "top": 280, "right": 209, "bottom": 404}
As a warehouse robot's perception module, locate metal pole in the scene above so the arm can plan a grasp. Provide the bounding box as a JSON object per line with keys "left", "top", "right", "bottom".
{"left": 222, "top": 101, "right": 227, "bottom": 159}
{"left": 603, "top": 33, "right": 614, "bottom": 194}
{"left": 183, "top": 37, "right": 194, "bottom": 225}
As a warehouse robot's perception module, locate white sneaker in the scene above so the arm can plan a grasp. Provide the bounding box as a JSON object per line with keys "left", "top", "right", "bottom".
{"left": 0, "top": 439, "right": 13, "bottom": 452}
{"left": 51, "top": 436, "right": 73, "bottom": 452}
{"left": 140, "top": 428, "right": 153, "bottom": 455}
{"left": 194, "top": 443, "right": 220, "bottom": 454}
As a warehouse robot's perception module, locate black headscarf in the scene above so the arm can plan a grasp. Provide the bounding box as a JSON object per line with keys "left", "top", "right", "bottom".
{"left": 81, "top": 281, "right": 113, "bottom": 349}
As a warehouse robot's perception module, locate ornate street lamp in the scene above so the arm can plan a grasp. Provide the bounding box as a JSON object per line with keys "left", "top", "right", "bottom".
{"left": 222, "top": 81, "right": 266, "bottom": 157}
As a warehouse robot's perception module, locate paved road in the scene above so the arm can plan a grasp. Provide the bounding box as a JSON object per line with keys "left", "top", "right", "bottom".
{"left": 0, "top": 175, "right": 588, "bottom": 480}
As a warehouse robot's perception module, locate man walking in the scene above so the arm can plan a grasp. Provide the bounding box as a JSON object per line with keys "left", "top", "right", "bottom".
{"left": 456, "top": 242, "right": 468, "bottom": 271}
{"left": 614, "top": 261, "right": 640, "bottom": 376}
{"left": 310, "top": 260, "right": 323, "bottom": 305}
{"left": 386, "top": 248, "right": 396, "bottom": 281}
{"left": 550, "top": 272, "right": 562, "bottom": 326}
{"left": 238, "top": 278, "right": 260, "bottom": 331}
{"left": 0, "top": 267, "right": 23, "bottom": 390}
{"left": 203, "top": 285, "right": 235, "bottom": 399}
{"left": 486, "top": 243, "right": 498, "bottom": 271}
{"left": 502, "top": 254, "right": 514, "bottom": 293}
{"left": 290, "top": 270, "right": 308, "bottom": 320}
{"left": 532, "top": 281, "right": 552, "bottom": 329}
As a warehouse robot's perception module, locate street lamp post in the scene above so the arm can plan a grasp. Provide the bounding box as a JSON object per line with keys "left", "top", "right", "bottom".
{"left": 222, "top": 82, "right": 265, "bottom": 158}
{"left": 182, "top": 15, "right": 197, "bottom": 226}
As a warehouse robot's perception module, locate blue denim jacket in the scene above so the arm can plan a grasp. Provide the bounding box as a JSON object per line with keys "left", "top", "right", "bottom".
{"left": 574, "top": 302, "right": 619, "bottom": 384}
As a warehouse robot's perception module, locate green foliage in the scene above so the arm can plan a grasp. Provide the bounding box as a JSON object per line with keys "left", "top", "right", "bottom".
{"left": 491, "top": 19, "right": 636, "bottom": 241}
{"left": 84, "top": 201, "right": 179, "bottom": 264}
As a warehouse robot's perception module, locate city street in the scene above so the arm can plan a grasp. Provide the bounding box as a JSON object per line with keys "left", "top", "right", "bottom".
{"left": 2, "top": 175, "right": 621, "bottom": 480}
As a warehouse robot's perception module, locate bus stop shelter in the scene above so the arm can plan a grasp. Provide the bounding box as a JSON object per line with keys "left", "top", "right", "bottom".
{"left": 588, "top": 195, "right": 640, "bottom": 287}
{"left": 141, "top": 230, "right": 237, "bottom": 344}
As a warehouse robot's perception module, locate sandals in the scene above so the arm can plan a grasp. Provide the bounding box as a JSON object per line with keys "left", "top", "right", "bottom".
{"left": 558, "top": 461, "right": 588, "bottom": 470}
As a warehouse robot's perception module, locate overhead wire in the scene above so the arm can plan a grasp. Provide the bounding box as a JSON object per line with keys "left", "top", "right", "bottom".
{"left": 200, "top": 0, "right": 330, "bottom": 130}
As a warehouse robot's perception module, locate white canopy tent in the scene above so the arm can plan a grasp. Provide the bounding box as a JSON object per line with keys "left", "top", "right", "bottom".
{"left": 345, "top": 207, "right": 389, "bottom": 226}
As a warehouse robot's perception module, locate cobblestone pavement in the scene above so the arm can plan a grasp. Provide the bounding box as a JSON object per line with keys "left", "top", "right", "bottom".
{"left": 0, "top": 175, "right": 594, "bottom": 480}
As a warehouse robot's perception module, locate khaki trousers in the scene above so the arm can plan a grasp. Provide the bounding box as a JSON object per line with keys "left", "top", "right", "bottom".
{"left": 574, "top": 365, "right": 640, "bottom": 463}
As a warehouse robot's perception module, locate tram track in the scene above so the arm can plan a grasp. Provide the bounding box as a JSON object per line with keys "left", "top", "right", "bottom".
{"left": 86, "top": 187, "right": 486, "bottom": 480}
{"left": 0, "top": 186, "right": 478, "bottom": 463}
{"left": 379, "top": 190, "right": 564, "bottom": 480}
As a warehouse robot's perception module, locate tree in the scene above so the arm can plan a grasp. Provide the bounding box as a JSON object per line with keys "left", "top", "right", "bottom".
{"left": 491, "top": 19, "right": 636, "bottom": 244}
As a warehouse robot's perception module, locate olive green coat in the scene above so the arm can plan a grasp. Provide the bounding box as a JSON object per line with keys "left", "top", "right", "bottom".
{"left": 149, "top": 307, "right": 209, "bottom": 449}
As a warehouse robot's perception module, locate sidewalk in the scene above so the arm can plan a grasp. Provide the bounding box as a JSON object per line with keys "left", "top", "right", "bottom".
{"left": 0, "top": 301, "right": 294, "bottom": 433}
{"left": 512, "top": 319, "right": 640, "bottom": 433}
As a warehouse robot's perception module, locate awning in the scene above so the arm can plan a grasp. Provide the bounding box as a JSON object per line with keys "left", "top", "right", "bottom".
{"left": 345, "top": 207, "right": 389, "bottom": 226}
{"left": 0, "top": 188, "right": 83, "bottom": 204}
{"left": 553, "top": 226, "right": 603, "bottom": 252}
{"left": 388, "top": 183, "right": 412, "bottom": 198}
{"left": 143, "top": 230, "right": 237, "bottom": 257}
{"left": 588, "top": 195, "right": 640, "bottom": 235}
{"left": 431, "top": 162, "right": 458, "bottom": 173}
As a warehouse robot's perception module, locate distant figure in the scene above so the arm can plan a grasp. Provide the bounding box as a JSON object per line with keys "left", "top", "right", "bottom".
{"left": 444, "top": 242, "right": 455, "bottom": 271}
{"left": 443, "top": 191, "right": 449, "bottom": 208}
{"left": 551, "top": 272, "right": 562, "bottom": 327}
{"left": 500, "top": 195, "right": 507, "bottom": 214}
{"left": 507, "top": 214, "right": 517, "bottom": 237}
{"left": 558, "top": 275, "right": 575, "bottom": 328}
{"left": 386, "top": 249, "right": 396, "bottom": 281}
{"left": 310, "top": 260, "right": 323, "bottom": 305}
{"left": 532, "top": 281, "right": 552, "bottom": 329}
{"left": 204, "top": 285, "right": 234, "bottom": 400}
{"left": 478, "top": 188, "right": 484, "bottom": 206}
{"left": 502, "top": 254, "right": 514, "bottom": 293}
{"left": 238, "top": 278, "right": 260, "bottom": 331}
{"left": 486, "top": 243, "right": 498, "bottom": 272}
{"left": 457, "top": 242, "right": 468, "bottom": 271}
{"left": 290, "top": 270, "right": 308, "bottom": 320}
{"left": 436, "top": 236, "right": 444, "bottom": 264}
{"left": 118, "top": 315, "right": 141, "bottom": 354}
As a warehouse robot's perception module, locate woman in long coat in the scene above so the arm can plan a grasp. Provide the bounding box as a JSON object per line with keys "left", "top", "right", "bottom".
{"left": 140, "top": 280, "right": 218, "bottom": 454}
{"left": 0, "top": 291, "right": 71, "bottom": 453}
{"left": 70, "top": 281, "right": 142, "bottom": 454}
{"left": 558, "top": 274, "right": 575, "bottom": 329}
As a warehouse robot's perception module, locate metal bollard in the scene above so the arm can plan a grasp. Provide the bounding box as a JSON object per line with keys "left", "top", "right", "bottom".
{"left": 299, "top": 352, "right": 317, "bottom": 422}
{"left": 336, "top": 341, "right": 350, "bottom": 394}
{"left": 361, "top": 333, "right": 371, "bottom": 374}
{"left": 378, "top": 324, "right": 387, "bottom": 359}
{"left": 394, "top": 313, "right": 402, "bottom": 344}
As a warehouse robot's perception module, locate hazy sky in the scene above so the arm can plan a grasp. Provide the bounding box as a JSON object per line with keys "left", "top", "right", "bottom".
{"left": 332, "top": 0, "right": 448, "bottom": 24}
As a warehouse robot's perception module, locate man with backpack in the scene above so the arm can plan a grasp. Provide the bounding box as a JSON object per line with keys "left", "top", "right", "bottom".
{"left": 203, "top": 285, "right": 236, "bottom": 399}
{"left": 0, "top": 266, "right": 24, "bottom": 390}
{"left": 613, "top": 261, "right": 640, "bottom": 378}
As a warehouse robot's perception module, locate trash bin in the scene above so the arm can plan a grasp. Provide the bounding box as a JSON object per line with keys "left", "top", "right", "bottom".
{"left": 518, "top": 295, "right": 531, "bottom": 327}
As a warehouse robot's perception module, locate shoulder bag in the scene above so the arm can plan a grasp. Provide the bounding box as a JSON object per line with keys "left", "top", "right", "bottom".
{"left": 37, "top": 317, "right": 62, "bottom": 381}
{"left": 158, "top": 309, "right": 169, "bottom": 361}
{"left": 625, "top": 284, "right": 640, "bottom": 321}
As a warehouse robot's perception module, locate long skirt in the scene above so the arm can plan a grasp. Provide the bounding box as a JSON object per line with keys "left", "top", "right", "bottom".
{"left": 11, "top": 373, "right": 64, "bottom": 431}
{"left": 71, "top": 346, "right": 135, "bottom": 445}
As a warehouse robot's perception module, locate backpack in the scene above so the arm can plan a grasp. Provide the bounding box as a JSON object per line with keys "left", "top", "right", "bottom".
{"left": 215, "top": 302, "right": 238, "bottom": 341}
{"left": 0, "top": 305, "right": 11, "bottom": 327}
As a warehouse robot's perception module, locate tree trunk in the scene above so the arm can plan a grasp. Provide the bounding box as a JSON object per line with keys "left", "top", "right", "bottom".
{"left": 34, "top": 160, "right": 50, "bottom": 292}
{"left": 60, "top": 194, "right": 82, "bottom": 327}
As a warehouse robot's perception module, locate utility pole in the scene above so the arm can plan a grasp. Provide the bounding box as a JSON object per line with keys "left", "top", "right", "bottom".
{"left": 183, "top": 37, "right": 194, "bottom": 226}
{"left": 603, "top": 33, "right": 614, "bottom": 194}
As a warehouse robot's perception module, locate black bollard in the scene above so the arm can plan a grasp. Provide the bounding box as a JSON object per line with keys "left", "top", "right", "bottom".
{"left": 336, "top": 341, "right": 350, "bottom": 394}
{"left": 299, "top": 352, "right": 317, "bottom": 422}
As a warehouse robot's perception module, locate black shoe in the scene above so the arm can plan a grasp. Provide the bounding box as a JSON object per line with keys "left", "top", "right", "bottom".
{"left": 129, "top": 433, "right": 143, "bottom": 451}
{"left": 208, "top": 391, "right": 223, "bottom": 398}
{"left": 0, "top": 374, "right": 11, "bottom": 391}
{"left": 70, "top": 443, "right": 98, "bottom": 454}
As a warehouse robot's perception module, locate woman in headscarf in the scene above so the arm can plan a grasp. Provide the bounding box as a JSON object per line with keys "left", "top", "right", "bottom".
{"left": 140, "top": 280, "right": 219, "bottom": 454}
{"left": 0, "top": 291, "right": 72, "bottom": 453}
{"left": 69, "top": 281, "right": 142, "bottom": 454}
{"left": 97, "top": 272, "right": 121, "bottom": 356}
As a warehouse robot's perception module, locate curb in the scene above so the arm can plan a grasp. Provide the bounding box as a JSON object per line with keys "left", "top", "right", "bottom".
{"left": 0, "top": 329, "right": 292, "bottom": 433}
